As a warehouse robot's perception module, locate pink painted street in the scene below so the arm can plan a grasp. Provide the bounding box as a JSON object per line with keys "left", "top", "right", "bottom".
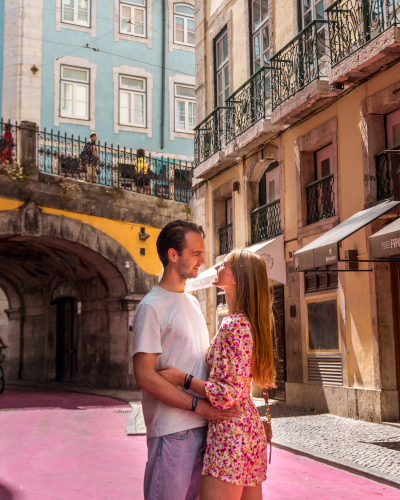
{"left": 0, "top": 387, "right": 398, "bottom": 500}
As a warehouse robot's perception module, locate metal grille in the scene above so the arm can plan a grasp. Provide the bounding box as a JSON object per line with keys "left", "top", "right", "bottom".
{"left": 271, "top": 20, "right": 329, "bottom": 109}
{"left": 219, "top": 223, "right": 233, "bottom": 255}
{"left": 226, "top": 66, "right": 271, "bottom": 144}
{"left": 250, "top": 200, "right": 281, "bottom": 244}
{"left": 308, "top": 356, "right": 343, "bottom": 386}
{"left": 327, "top": 0, "right": 400, "bottom": 67}
{"left": 306, "top": 174, "right": 335, "bottom": 225}
{"left": 37, "top": 129, "right": 193, "bottom": 203}
{"left": 375, "top": 146, "right": 400, "bottom": 201}
{"left": 194, "top": 107, "right": 226, "bottom": 167}
{"left": 0, "top": 119, "right": 19, "bottom": 166}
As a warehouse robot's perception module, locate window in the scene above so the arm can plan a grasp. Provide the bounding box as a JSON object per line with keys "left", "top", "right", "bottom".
{"left": 306, "top": 298, "right": 340, "bottom": 352}
{"left": 119, "top": 75, "right": 146, "bottom": 127}
{"left": 215, "top": 31, "right": 229, "bottom": 107}
{"left": 226, "top": 198, "right": 233, "bottom": 225}
{"left": 386, "top": 108, "right": 400, "bottom": 149}
{"left": 120, "top": 0, "right": 146, "bottom": 37}
{"left": 259, "top": 162, "right": 280, "bottom": 206}
{"left": 300, "top": 0, "right": 324, "bottom": 29}
{"left": 62, "top": 0, "right": 90, "bottom": 26}
{"left": 305, "top": 265, "right": 338, "bottom": 293}
{"left": 175, "top": 84, "right": 195, "bottom": 133}
{"left": 174, "top": 4, "right": 195, "bottom": 46}
{"left": 251, "top": 0, "right": 269, "bottom": 72}
{"left": 315, "top": 144, "right": 333, "bottom": 180}
{"left": 60, "top": 66, "right": 89, "bottom": 120}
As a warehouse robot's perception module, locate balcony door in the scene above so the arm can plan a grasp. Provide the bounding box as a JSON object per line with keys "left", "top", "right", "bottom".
{"left": 215, "top": 31, "right": 229, "bottom": 108}
{"left": 315, "top": 144, "right": 334, "bottom": 221}
{"left": 260, "top": 163, "right": 280, "bottom": 207}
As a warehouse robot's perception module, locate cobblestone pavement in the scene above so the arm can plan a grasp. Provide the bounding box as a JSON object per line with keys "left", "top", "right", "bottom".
{"left": 257, "top": 402, "right": 400, "bottom": 479}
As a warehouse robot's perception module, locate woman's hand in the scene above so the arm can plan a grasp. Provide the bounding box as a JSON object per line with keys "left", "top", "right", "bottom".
{"left": 158, "top": 366, "right": 186, "bottom": 386}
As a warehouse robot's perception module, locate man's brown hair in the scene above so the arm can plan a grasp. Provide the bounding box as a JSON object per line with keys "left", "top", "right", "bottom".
{"left": 156, "top": 220, "right": 205, "bottom": 267}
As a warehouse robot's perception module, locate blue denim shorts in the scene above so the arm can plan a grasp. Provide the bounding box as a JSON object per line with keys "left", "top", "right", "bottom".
{"left": 144, "top": 426, "right": 207, "bottom": 500}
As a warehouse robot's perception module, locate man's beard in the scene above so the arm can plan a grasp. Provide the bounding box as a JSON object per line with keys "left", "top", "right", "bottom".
{"left": 176, "top": 259, "right": 198, "bottom": 280}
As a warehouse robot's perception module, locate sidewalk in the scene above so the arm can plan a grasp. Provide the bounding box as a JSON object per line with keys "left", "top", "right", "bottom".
{"left": 1, "top": 386, "right": 399, "bottom": 500}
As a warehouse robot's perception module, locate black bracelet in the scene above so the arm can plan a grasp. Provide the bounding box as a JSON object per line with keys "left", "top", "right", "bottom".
{"left": 184, "top": 374, "right": 193, "bottom": 390}
{"left": 191, "top": 396, "right": 198, "bottom": 412}
{"left": 184, "top": 373, "right": 188, "bottom": 387}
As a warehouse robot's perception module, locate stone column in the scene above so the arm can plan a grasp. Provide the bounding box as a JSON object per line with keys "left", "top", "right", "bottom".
{"left": 20, "top": 121, "right": 39, "bottom": 181}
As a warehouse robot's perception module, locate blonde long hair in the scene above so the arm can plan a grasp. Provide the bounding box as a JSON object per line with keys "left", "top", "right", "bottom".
{"left": 228, "top": 250, "right": 276, "bottom": 388}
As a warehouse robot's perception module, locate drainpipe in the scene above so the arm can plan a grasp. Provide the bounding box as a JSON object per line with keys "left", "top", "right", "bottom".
{"left": 161, "top": 0, "right": 166, "bottom": 149}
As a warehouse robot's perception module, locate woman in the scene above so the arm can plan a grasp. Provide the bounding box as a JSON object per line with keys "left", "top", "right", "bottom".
{"left": 159, "top": 249, "right": 275, "bottom": 500}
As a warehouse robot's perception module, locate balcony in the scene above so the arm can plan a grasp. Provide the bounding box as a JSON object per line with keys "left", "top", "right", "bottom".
{"left": 306, "top": 174, "right": 335, "bottom": 225}
{"left": 219, "top": 223, "right": 233, "bottom": 255}
{"left": 250, "top": 200, "right": 281, "bottom": 244}
{"left": 376, "top": 145, "right": 400, "bottom": 200}
{"left": 193, "top": 107, "right": 237, "bottom": 181}
{"left": 271, "top": 20, "right": 337, "bottom": 125}
{"left": 327, "top": 0, "right": 400, "bottom": 85}
{"left": 224, "top": 67, "right": 283, "bottom": 158}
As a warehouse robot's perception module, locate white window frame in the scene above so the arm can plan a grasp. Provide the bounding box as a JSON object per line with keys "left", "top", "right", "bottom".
{"left": 119, "top": 0, "right": 147, "bottom": 38}
{"left": 251, "top": 0, "right": 270, "bottom": 73}
{"left": 173, "top": 3, "right": 195, "bottom": 46}
{"left": 60, "top": 66, "right": 90, "bottom": 120}
{"left": 174, "top": 84, "right": 195, "bottom": 133}
{"left": 119, "top": 75, "right": 147, "bottom": 128}
{"left": 300, "top": 0, "right": 325, "bottom": 29}
{"left": 215, "top": 31, "right": 229, "bottom": 107}
{"left": 61, "top": 0, "right": 91, "bottom": 27}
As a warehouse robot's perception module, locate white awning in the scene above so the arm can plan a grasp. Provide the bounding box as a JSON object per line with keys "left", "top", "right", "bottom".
{"left": 186, "top": 234, "right": 286, "bottom": 292}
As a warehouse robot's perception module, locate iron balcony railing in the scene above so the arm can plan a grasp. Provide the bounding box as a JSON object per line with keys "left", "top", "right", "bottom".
{"left": 250, "top": 199, "right": 281, "bottom": 244}
{"left": 226, "top": 66, "right": 271, "bottom": 144}
{"left": 0, "top": 119, "right": 19, "bottom": 166}
{"left": 219, "top": 223, "right": 233, "bottom": 255}
{"left": 194, "top": 107, "right": 226, "bottom": 167}
{"left": 375, "top": 145, "right": 400, "bottom": 200}
{"left": 37, "top": 129, "right": 193, "bottom": 203}
{"left": 306, "top": 174, "right": 335, "bottom": 225}
{"left": 327, "top": 0, "right": 400, "bottom": 67}
{"left": 271, "top": 19, "right": 329, "bottom": 109}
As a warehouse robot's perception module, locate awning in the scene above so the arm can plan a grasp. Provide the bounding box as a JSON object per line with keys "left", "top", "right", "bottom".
{"left": 293, "top": 200, "right": 400, "bottom": 272}
{"left": 369, "top": 216, "right": 400, "bottom": 258}
{"left": 186, "top": 234, "right": 286, "bottom": 292}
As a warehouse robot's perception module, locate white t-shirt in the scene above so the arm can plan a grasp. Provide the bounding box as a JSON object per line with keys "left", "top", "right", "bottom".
{"left": 132, "top": 286, "right": 209, "bottom": 437}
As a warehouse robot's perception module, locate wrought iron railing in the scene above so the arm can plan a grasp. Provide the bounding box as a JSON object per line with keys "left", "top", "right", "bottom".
{"left": 219, "top": 223, "right": 233, "bottom": 255}
{"left": 327, "top": 0, "right": 400, "bottom": 67}
{"left": 376, "top": 145, "right": 400, "bottom": 200}
{"left": 0, "top": 119, "right": 19, "bottom": 166}
{"left": 250, "top": 200, "right": 281, "bottom": 244}
{"left": 194, "top": 107, "right": 226, "bottom": 167}
{"left": 271, "top": 20, "right": 329, "bottom": 109}
{"left": 306, "top": 174, "right": 335, "bottom": 225}
{"left": 226, "top": 66, "right": 271, "bottom": 144}
{"left": 37, "top": 129, "right": 193, "bottom": 203}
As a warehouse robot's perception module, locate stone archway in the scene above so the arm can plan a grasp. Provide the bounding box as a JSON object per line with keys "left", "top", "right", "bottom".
{"left": 0, "top": 202, "right": 155, "bottom": 389}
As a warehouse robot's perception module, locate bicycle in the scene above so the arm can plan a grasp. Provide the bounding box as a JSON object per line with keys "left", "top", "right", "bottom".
{"left": 0, "top": 346, "right": 7, "bottom": 394}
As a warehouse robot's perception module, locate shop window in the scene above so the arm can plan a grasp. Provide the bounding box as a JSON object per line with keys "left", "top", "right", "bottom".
{"left": 62, "top": 0, "right": 90, "bottom": 26}
{"left": 175, "top": 84, "right": 195, "bottom": 133}
{"left": 386, "top": 108, "right": 400, "bottom": 149}
{"left": 119, "top": 75, "right": 146, "bottom": 127}
{"left": 305, "top": 265, "right": 338, "bottom": 292}
{"left": 251, "top": 0, "right": 269, "bottom": 73}
{"left": 120, "top": 0, "right": 146, "bottom": 37}
{"left": 60, "top": 66, "right": 89, "bottom": 120}
{"left": 306, "top": 297, "right": 340, "bottom": 352}
{"left": 215, "top": 30, "right": 229, "bottom": 107}
{"left": 174, "top": 3, "right": 195, "bottom": 46}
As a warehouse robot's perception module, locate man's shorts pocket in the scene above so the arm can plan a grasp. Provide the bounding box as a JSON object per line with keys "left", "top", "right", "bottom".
{"left": 164, "top": 430, "right": 190, "bottom": 441}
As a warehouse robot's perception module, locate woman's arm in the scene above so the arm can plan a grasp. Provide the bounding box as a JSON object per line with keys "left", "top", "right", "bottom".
{"left": 158, "top": 366, "right": 207, "bottom": 398}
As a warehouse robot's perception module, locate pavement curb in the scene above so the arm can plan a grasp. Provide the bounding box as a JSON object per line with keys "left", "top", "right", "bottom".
{"left": 272, "top": 438, "right": 400, "bottom": 490}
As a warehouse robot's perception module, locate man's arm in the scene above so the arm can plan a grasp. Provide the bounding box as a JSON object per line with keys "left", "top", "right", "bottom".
{"left": 133, "top": 352, "right": 240, "bottom": 420}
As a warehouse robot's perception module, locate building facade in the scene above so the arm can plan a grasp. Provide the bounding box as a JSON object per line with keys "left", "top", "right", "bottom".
{"left": 0, "top": 0, "right": 195, "bottom": 389}
{"left": 192, "top": 0, "right": 400, "bottom": 422}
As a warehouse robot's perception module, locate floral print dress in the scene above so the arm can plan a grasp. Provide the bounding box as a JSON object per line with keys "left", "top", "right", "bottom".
{"left": 202, "top": 312, "right": 267, "bottom": 486}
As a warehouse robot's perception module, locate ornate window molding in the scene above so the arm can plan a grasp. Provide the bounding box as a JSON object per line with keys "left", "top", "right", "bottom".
{"left": 55, "top": 0, "right": 97, "bottom": 37}
{"left": 53, "top": 56, "right": 97, "bottom": 130}
{"left": 168, "top": 74, "right": 195, "bottom": 141}
{"left": 113, "top": 65, "right": 153, "bottom": 137}
{"left": 114, "top": 0, "right": 152, "bottom": 48}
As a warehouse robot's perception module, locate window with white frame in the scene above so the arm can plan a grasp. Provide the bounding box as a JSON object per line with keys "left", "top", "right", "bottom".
{"left": 60, "top": 66, "right": 89, "bottom": 120}
{"left": 175, "top": 84, "right": 195, "bottom": 133}
{"left": 62, "top": 0, "right": 90, "bottom": 26}
{"left": 119, "top": 75, "right": 146, "bottom": 127}
{"left": 215, "top": 31, "right": 229, "bottom": 107}
{"left": 300, "top": 0, "right": 324, "bottom": 29}
{"left": 120, "top": 0, "right": 146, "bottom": 37}
{"left": 174, "top": 4, "right": 195, "bottom": 46}
{"left": 251, "top": 0, "right": 269, "bottom": 73}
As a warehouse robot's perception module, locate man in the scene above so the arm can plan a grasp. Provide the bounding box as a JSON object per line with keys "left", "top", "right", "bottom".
{"left": 132, "top": 220, "right": 240, "bottom": 500}
{"left": 80, "top": 132, "right": 98, "bottom": 183}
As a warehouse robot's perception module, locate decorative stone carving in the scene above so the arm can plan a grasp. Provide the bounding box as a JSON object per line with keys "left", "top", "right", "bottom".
{"left": 20, "top": 201, "right": 42, "bottom": 237}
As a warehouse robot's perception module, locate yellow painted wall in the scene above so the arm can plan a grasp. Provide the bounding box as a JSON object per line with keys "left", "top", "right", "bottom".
{"left": 0, "top": 197, "right": 162, "bottom": 276}
{"left": 273, "top": 0, "right": 294, "bottom": 52}
{"left": 282, "top": 62, "right": 400, "bottom": 389}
